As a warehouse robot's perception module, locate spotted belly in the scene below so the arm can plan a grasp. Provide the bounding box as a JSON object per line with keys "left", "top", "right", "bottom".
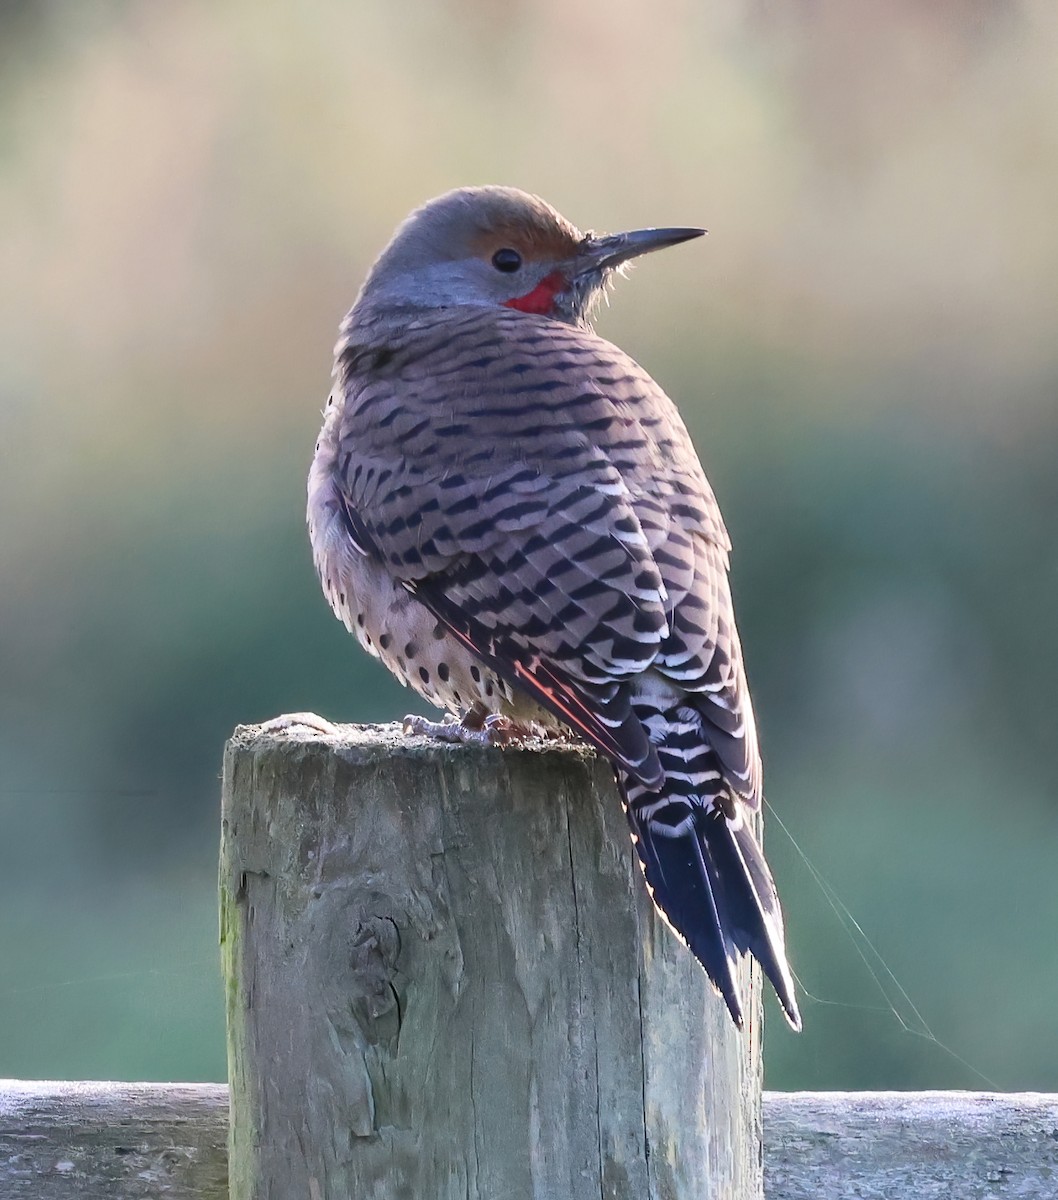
{"left": 308, "top": 463, "right": 556, "bottom": 727}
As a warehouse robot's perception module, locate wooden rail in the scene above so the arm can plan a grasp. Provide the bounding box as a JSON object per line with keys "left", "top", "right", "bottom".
{"left": 2, "top": 1083, "right": 1055, "bottom": 1198}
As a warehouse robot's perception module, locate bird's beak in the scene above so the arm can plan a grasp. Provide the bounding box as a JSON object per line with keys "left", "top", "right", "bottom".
{"left": 574, "top": 226, "right": 706, "bottom": 275}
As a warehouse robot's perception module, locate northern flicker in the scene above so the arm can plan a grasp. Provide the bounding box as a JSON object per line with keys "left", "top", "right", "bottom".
{"left": 308, "top": 186, "right": 801, "bottom": 1031}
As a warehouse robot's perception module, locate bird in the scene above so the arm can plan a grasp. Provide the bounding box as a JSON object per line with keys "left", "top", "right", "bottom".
{"left": 308, "top": 185, "right": 801, "bottom": 1031}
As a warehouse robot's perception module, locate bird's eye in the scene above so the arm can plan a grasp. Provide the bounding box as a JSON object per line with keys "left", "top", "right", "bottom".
{"left": 491, "top": 248, "right": 522, "bottom": 273}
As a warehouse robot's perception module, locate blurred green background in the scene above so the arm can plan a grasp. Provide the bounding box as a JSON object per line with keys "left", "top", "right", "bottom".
{"left": 2, "top": 0, "right": 1056, "bottom": 1092}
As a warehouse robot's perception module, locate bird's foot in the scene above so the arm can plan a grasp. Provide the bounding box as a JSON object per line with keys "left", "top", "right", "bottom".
{"left": 401, "top": 713, "right": 463, "bottom": 741}
{"left": 402, "top": 709, "right": 537, "bottom": 748}
{"left": 259, "top": 712, "right": 343, "bottom": 736}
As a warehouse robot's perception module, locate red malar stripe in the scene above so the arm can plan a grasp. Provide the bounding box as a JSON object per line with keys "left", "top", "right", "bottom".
{"left": 502, "top": 270, "right": 565, "bottom": 315}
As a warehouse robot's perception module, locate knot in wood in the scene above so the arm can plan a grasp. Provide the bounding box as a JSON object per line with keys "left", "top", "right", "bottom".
{"left": 348, "top": 917, "right": 400, "bottom": 1022}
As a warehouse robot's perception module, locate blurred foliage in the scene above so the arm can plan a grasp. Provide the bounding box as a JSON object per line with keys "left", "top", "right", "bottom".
{"left": 1, "top": 0, "right": 1056, "bottom": 1089}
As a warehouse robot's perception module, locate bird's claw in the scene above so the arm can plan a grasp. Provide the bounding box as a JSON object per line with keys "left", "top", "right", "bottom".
{"left": 402, "top": 714, "right": 463, "bottom": 741}
{"left": 260, "top": 712, "right": 343, "bottom": 737}
{"left": 402, "top": 712, "right": 536, "bottom": 748}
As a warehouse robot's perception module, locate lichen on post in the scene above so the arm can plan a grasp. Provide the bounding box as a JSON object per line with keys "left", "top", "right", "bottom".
{"left": 220, "top": 722, "right": 763, "bottom": 1199}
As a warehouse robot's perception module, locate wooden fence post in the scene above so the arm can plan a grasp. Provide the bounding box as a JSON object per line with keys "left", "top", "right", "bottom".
{"left": 220, "top": 722, "right": 763, "bottom": 1199}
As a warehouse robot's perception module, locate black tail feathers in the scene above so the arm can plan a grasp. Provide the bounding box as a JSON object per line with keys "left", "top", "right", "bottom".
{"left": 624, "top": 788, "right": 801, "bottom": 1031}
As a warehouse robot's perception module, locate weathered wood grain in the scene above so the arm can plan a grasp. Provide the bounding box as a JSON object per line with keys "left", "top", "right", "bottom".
{"left": 767, "top": 1090, "right": 1058, "bottom": 1199}
{"left": 220, "top": 722, "right": 762, "bottom": 1199}
{"left": 3, "top": 1085, "right": 1056, "bottom": 1197}
{"left": 0, "top": 1080, "right": 228, "bottom": 1199}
